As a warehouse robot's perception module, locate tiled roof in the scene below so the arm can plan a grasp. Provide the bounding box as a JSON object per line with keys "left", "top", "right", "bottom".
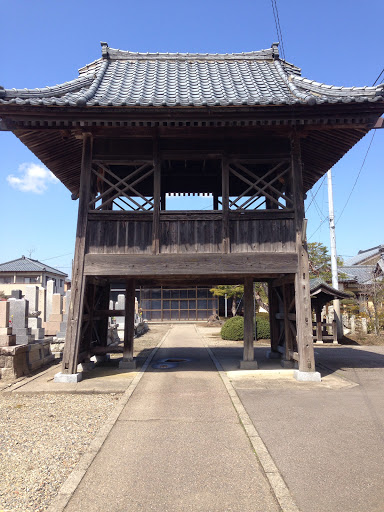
{"left": 309, "top": 278, "right": 350, "bottom": 298}
{"left": 340, "top": 265, "right": 375, "bottom": 284}
{"left": 344, "top": 245, "right": 384, "bottom": 266}
{"left": 1, "top": 43, "right": 383, "bottom": 108}
{"left": 0, "top": 256, "right": 67, "bottom": 276}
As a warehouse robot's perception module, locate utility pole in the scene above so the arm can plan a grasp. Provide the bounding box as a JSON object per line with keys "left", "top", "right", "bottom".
{"left": 327, "top": 169, "right": 343, "bottom": 340}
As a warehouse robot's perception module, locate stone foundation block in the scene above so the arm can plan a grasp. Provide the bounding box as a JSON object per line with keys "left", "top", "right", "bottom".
{"left": 294, "top": 370, "right": 322, "bottom": 382}
{"left": 54, "top": 372, "right": 83, "bottom": 383}
{"left": 119, "top": 358, "right": 137, "bottom": 369}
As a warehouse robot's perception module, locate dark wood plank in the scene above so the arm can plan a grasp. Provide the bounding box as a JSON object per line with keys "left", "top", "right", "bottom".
{"left": 62, "top": 133, "right": 93, "bottom": 375}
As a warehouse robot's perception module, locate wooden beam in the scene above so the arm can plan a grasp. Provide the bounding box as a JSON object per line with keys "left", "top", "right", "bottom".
{"left": 123, "top": 280, "right": 135, "bottom": 361}
{"left": 291, "top": 133, "right": 316, "bottom": 372}
{"left": 84, "top": 252, "right": 298, "bottom": 277}
{"left": 62, "top": 133, "right": 93, "bottom": 374}
{"left": 243, "top": 276, "right": 254, "bottom": 361}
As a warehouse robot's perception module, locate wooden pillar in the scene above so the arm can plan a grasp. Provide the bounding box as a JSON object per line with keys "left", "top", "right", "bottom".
{"left": 282, "top": 283, "right": 295, "bottom": 363}
{"left": 242, "top": 277, "right": 256, "bottom": 366}
{"left": 213, "top": 194, "right": 219, "bottom": 210}
{"left": 62, "top": 133, "right": 93, "bottom": 375}
{"left": 221, "top": 157, "right": 230, "bottom": 253}
{"left": 291, "top": 133, "right": 316, "bottom": 373}
{"left": 268, "top": 284, "right": 280, "bottom": 353}
{"left": 316, "top": 307, "right": 323, "bottom": 342}
{"left": 123, "top": 279, "right": 135, "bottom": 362}
{"left": 152, "top": 143, "right": 161, "bottom": 254}
{"left": 160, "top": 190, "right": 166, "bottom": 211}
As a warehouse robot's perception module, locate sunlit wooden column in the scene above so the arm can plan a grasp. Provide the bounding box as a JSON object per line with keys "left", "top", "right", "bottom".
{"left": 119, "top": 279, "right": 136, "bottom": 369}
{"left": 59, "top": 132, "right": 93, "bottom": 380}
{"left": 240, "top": 276, "right": 258, "bottom": 369}
{"left": 291, "top": 132, "right": 319, "bottom": 380}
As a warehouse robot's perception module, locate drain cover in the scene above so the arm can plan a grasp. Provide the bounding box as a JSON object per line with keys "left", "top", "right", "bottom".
{"left": 152, "top": 362, "right": 178, "bottom": 369}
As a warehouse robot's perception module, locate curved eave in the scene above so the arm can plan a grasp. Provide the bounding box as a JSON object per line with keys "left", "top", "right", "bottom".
{"left": 2, "top": 100, "right": 383, "bottom": 195}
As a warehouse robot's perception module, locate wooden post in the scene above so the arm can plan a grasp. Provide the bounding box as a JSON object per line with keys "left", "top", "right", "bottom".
{"left": 213, "top": 194, "right": 219, "bottom": 210}
{"left": 62, "top": 133, "right": 93, "bottom": 375}
{"left": 316, "top": 307, "right": 323, "bottom": 342}
{"left": 282, "top": 283, "right": 294, "bottom": 365}
{"left": 268, "top": 284, "right": 280, "bottom": 354}
{"left": 152, "top": 141, "right": 161, "bottom": 254}
{"left": 122, "top": 279, "right": 135, "bottom": 362}
{"left": 241, "top": 276, "right": 257, "bottom": 368}
{"left": 291, "top": 133, "right": 316, "bottom": 374}
{"left": 221, "top": 157, "right": 230, "bottom": 253}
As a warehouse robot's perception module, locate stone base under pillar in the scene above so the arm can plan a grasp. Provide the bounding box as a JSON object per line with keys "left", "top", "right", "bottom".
{"left": 119, "top": 358, "right": 137, "bottom": 369}
{"left": 54, "top": 372, "right": 83, "bottom": 383}
{"left": 239, "top": 360, "right": 258, "bottom": 369}
{"left": 294, "top": 370, "right": 321, "bottom": 382}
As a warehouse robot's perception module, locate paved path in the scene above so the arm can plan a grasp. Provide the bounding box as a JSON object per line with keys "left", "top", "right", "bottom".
{"left": 61, "top": 325, "right": 281, "bottom": 512}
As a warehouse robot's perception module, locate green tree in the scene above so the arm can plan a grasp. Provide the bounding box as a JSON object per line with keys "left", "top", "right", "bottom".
{"left": 210, "top": 285, "right": 243, "bottom": 317}
{"left": 307, "top": 242, "right": 345, "bottom": 281}
{"left": 210, "top": 283, "right": 270, "bottom": 316}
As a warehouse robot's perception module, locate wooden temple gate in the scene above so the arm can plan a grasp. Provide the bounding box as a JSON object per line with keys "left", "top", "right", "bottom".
{"left": 0, "top": 43, "right": 382, "bottom": 381}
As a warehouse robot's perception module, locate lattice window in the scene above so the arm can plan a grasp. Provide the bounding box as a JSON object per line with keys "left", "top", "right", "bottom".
{"left": 228, "top": 160, "right": 293, "bottom": 210}
{"left": 89, "top": 162, "right": 155, "bottom": 211}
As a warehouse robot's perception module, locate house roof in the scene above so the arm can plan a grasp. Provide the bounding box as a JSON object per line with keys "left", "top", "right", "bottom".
{"left": 0, "top": 256, "right": 67, "bottom": 277}
{"left": 344, "top": 245, "right": 384, "bottom": 266}
{"left": 339, "top": 265, "right": 375, "bottom": 284}
{"left": 1, "top": 43, "right": 383, "bottom": 108}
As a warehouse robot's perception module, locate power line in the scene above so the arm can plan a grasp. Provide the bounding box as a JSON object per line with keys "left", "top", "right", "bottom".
{"left": 271, "top": 0, "right": 286, "bottom": 60}
{"left": 41, "top": 252, "right": 73, "bottom": 261}
{"left": 336, "top": 131, "right": 376, "bottom": 225}
{"left": 306, "top": 175, "right": 326, "bottom": 211}
{"left": 308, "top": 216, "right": 329, "bottom": 241}
{"left": 372, "top": 67, "right": 384, "bottom": 86}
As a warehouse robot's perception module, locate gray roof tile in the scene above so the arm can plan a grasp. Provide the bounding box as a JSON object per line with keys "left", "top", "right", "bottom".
{"left": 0, "top": 256, "right": 67, "bottom": 276}
{"left": 1, "top": 44, "right": 383, "bottom": 108}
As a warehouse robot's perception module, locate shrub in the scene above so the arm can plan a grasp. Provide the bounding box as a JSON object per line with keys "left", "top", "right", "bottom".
{"left": 256, "top": 314, "right": 270, "bottom": 340}
{"left": 220, "top": 314, "right": 271, "bottom": 341}
{"left": 221, "top": 316, "right": 244, "bottom": 341}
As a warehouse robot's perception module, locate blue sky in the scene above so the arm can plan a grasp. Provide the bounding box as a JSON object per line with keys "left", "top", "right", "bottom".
{"left": 1, "top": 0, "right": 383, "bottom": 277}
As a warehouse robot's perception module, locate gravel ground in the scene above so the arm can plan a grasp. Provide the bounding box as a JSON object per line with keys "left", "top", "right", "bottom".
{"left": 0, "top": 323, "right": 170, "bottom": 512}
{"left": 0, "top": 394, "right": 118, "bottom": 511}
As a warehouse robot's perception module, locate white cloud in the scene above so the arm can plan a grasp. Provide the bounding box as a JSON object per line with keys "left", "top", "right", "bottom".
{"left": 6, "top": 163, "right": 59, "bottom": 194}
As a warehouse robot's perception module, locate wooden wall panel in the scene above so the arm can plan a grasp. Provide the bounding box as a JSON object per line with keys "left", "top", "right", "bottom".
{"left": 87, "top": 215, "right": 294, "bottom": 255}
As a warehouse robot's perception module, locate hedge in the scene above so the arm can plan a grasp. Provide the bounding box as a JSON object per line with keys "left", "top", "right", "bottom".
{"left": 220, "top": 314, "right": 270, "bottom": 341}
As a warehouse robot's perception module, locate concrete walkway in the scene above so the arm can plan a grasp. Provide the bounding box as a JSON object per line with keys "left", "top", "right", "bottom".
{"left": 55, "top": 325, "right": 282, "bottom": 512}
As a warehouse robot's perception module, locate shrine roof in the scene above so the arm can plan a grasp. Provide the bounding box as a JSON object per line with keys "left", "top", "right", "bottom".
{"left": 1, "top": 43, "right": 383, "bottom": 108}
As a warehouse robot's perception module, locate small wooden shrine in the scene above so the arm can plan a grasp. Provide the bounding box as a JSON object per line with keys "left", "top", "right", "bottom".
{"left": 1, "top": 42, "right": 383, "bottom": 380}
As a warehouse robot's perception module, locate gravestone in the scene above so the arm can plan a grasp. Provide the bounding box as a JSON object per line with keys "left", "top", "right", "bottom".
{"left": 45, "top": 293, "right": 63, "bottom": 335}
{"left": 8, "top": 298, "right": 35, "bottom": 345}
{"left": 38, "top": 287, "right": 47, "bottom": 324}
{"left": 25, "top": 285, "right": 45, "bottom": 339}
{"left": 0, "top": 301, "right": 16, "bottom": 346}
{"left": 46, "top": 279, "right": 55, "bottom": 322}
{"left": 56, "top": 290, "right": 71, "bottom": 339}
{"left": 11, "top": 290, "right": 22, "bottom": 299}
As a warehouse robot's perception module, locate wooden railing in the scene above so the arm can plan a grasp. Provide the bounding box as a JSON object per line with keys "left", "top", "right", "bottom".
{"left": 86, "top": 210, "right": 296, "bottom": 255}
